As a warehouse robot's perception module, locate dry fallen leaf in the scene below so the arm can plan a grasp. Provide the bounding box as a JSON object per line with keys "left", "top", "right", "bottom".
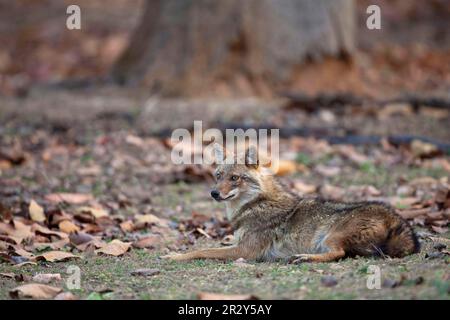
{"left": 315, "top": 164, "right": 341, "bottom": 177}
{"left": 319, "top": 184, "right": 345, "bottom": 200}
{"left": 410, "top": 140, "right": 439, "bottom": 158}
{"left": 134, "top": 214, "right": 168, "bottom": 228}
{"left": 77, "top": 206, "right": 109, "bottom": 219}
{"left": 334, "top": 145, "right": 368, "bottom": 165}
{"left": 0, "top": 220, "right": 33, "bottom": 244}
{"left": 35, "top": 251, "right": 80, "bottom": 262}
{"left": 0, "top": 272, "right": 16, "bottom": 279}
{"left": 29, "top": 200, "right": 45, "bottom": 223}
{"left": 32, "top": 273, "right": 62, "bottom": 284}
{"left": 388, "top": 197, "right": 420, "bottom": 209}
{"left": 45, "top": 193, "right": 94, "bottom": 204}
{"left": 58, "top": 220, "right": 80, "bottom": 234}
{"left": 119, "top": 220, "right": 134, "bottom": 233}
{"left": 233, "top": 258, "right": 255, "bottom": 268}
{"left": 95, "top": 239, "right": 131, "bottom": 256}
{"left": 132, "top": 235, "right": 163, "bottom": 249}
{"left": 347, "top": 185, "right": 381, "bottom": 197}
{"left": 32, "top": 223, "right": 68, "bottom": 239}
{"left": 431, "top": 226, "right": 449, "bottom": 234}
{"left": 197, "top": 292, "right": 259, "bottom": 300}
{"left": 10, "top": 283, "right": 62, "bottom": 299}
{"left": 54, "top": 292, "right": 78, "bottom": 300}
{"left": 294, "top": 181, "right": 317, "bottom": 194}
{"left": 196, "top": 227, "right": 212, "bottom": 239}
{"left": 31, "top": 239, "right": 69, "bottom": 251}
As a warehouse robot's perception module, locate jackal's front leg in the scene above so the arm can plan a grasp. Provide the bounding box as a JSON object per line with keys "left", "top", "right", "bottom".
{"left": 289, "top": 248, "right": 346, "bottom": 263}
{"left": 161, "top": 246, "right": 251, "bottom": 261}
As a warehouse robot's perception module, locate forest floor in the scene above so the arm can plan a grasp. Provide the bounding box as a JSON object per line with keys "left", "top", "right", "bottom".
{"left": 1, "top": 0, "right": 450, "bottom": 301}
{"left": 0, "top": 87, "right": 449, "bottom": 300}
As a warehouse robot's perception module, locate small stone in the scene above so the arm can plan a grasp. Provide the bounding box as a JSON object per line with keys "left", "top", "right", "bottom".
{"left": 321, "top": 275, "right": 338, "bottom": 287}
{"left": 425, "top": 252, "right": 444, "bottom": 259}
{"left": 130, "top": 268, "right": 160, "bottom": 277}
{"left": 433, "top": 243, "right": 447, "bottom": 251}
{"left": 382, "top": 279, "right": 399, "bottom": 288}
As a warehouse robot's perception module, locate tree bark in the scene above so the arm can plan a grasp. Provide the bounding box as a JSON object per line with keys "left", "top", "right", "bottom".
{"left": 112, "top": 0, "right": 356, "bottom": 96}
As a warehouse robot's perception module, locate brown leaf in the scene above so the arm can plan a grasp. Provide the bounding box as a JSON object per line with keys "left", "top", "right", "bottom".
{"left": 35, "top": 251, "right": 80, "bottom": 262}
{"left": 29, "top": 200, "right": 45, "bottom": 223}
{"left": 74, "top": 238, "right": 106, "bottom": 252}
{"left": 397, "top": 208, "right": 431, "bottom": 220}
{"left": 95, "top": 240, "right": 131, "bottom": 256}
{"left": 410, "top": 140, "right": 440, "bottom": 158}
{"left": 319, "top": 184, "right": 345, "bottom": 200}
{"left": 0, "top": 220, "right": 33, "bottom": 244}
{"left": 54, "top": 292, "right": 78, "bottom": 300}
{"left": 133, "top": 235, "right": 163, "bottom": 249}
{"left": 334, "top": 145, "right": 368, "bottom": 165}
{"left": 32, "top": 273, "right": 61, "bottom": 284}
{"left": 10, "top": 283, "right": 62, "bottom": 299}
{"left": 77, "top": 206, "right": 109, "bottom": 219}
{"left": 1, "top": 272, "right": 30, "bottom": 282}
{"left": 315, "top": 164, "right": 341, "bottom": 177}
{"left": 388, "top": 197, "right": 420, "bottom": 209}
{"left": 13, "top": 261, "right": 37, "bottom": 267}
{"left": 31, "top": 239, "right": 69, "bottom": 251}
{"left": 76, "top": 165, "right": 101, "bottom": 176}
{"left": 197, "top": 292, "right": 259, "bottom": 300}
{"left": 45, "top": 193, "right": 94, "bottom": 204}
{"left": 293, "top": 181, "right": 317, "bottom": 195}
{"left": 58, "top": 220, "right": 80, "bottom": 234}
{"left": 134, "top": 214, "right": 169, "bottom": 229}
{"left": 233, "top": 258, "right": 255, "bottom": 268}
{"left": 435, "top": 185, "right": 450, "bottom": 209}
{"left": 13, "top": 247, "right": 35, "bottom": 260}
{"left": 119, "top": 220, "right": 134, "bottom": 233}
{"left": 347, "top": 185, "right": 381, "bottom": 197}
{"left": 431, "top": 226, "right": 449, "bottom": 234}
{"left": 32, "top": 223, "right": 68, "bottom": 239}
{"left": 196, "top": 228, "right": 212, "bottom": 239}
{"left": 409, "top": 176, "right": 438, "bottom": 187}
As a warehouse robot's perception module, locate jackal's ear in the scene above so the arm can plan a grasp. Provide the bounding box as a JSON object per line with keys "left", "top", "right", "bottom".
{"left": 245, "top": 145, "right": 259, "bottom": 168}
{"left": 213, "top": 143, "right": 225, "bottom": 164}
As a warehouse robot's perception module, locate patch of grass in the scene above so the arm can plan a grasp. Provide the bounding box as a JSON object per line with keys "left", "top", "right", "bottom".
{"left": 296, "top": 153, "right": 313, "bottom": 166}
{"left": 359, "top": 161, "right": 378, "bottom": 174}
{"left": 1, "top": 241, "right": 448, "bottom": 300}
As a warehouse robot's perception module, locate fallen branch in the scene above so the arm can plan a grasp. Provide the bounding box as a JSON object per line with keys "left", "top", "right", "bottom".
{"left": 280, "top": 91, "right": 450, "bottom": 111}
{"left": 153, "top": 121, "right": 450, "bottom": 154}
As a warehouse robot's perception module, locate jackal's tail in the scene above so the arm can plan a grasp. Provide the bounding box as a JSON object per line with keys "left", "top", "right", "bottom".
{"left": 383, "top": 217, "right": 420, "bottom": 257}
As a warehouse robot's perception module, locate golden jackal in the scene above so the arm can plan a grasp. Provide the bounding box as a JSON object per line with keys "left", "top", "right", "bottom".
{"left": 163, "top": 145, "right": 419, "bottom": 263}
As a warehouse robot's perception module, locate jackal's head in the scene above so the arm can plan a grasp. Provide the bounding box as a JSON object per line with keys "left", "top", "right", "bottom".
{"left": 210, "top": 144, "right": 265, "bottom": 203}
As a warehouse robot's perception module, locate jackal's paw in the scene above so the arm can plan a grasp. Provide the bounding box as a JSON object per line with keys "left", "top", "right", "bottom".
{"left": 289, "top": 254, "right": 313, "bottom": 264}
{"left": 160, "top": 253, "right": 186, "bottom": 261}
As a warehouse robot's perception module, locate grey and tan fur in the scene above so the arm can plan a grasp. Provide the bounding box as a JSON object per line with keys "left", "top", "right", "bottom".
{"left": 162, "top": 144, "right": 420, "bottom": 263}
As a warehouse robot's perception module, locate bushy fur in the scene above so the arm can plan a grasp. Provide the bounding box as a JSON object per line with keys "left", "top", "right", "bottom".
{"left": 162, "top": 146, "right": 419, "bottom": 263}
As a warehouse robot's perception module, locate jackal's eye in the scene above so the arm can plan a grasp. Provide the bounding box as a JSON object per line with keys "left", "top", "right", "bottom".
{"left": 215, "top": 172, "right": 222, "bottom": 180}
{"left": 230, "top": 175, "right": 240, "bottom": 181}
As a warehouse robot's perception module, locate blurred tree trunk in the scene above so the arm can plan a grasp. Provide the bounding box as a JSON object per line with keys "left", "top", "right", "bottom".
{"left": 111, "top": 0, "right": 355, "bottom": 96}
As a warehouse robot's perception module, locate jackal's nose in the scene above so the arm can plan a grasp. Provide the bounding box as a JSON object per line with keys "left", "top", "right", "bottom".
{"left": 210, "top": 190, "right": 220, "bottom": 199}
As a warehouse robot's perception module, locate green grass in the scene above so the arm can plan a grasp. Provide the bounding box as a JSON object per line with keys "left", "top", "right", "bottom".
{"left": 0, "top": 239, "right": 448, "bottom": 300}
